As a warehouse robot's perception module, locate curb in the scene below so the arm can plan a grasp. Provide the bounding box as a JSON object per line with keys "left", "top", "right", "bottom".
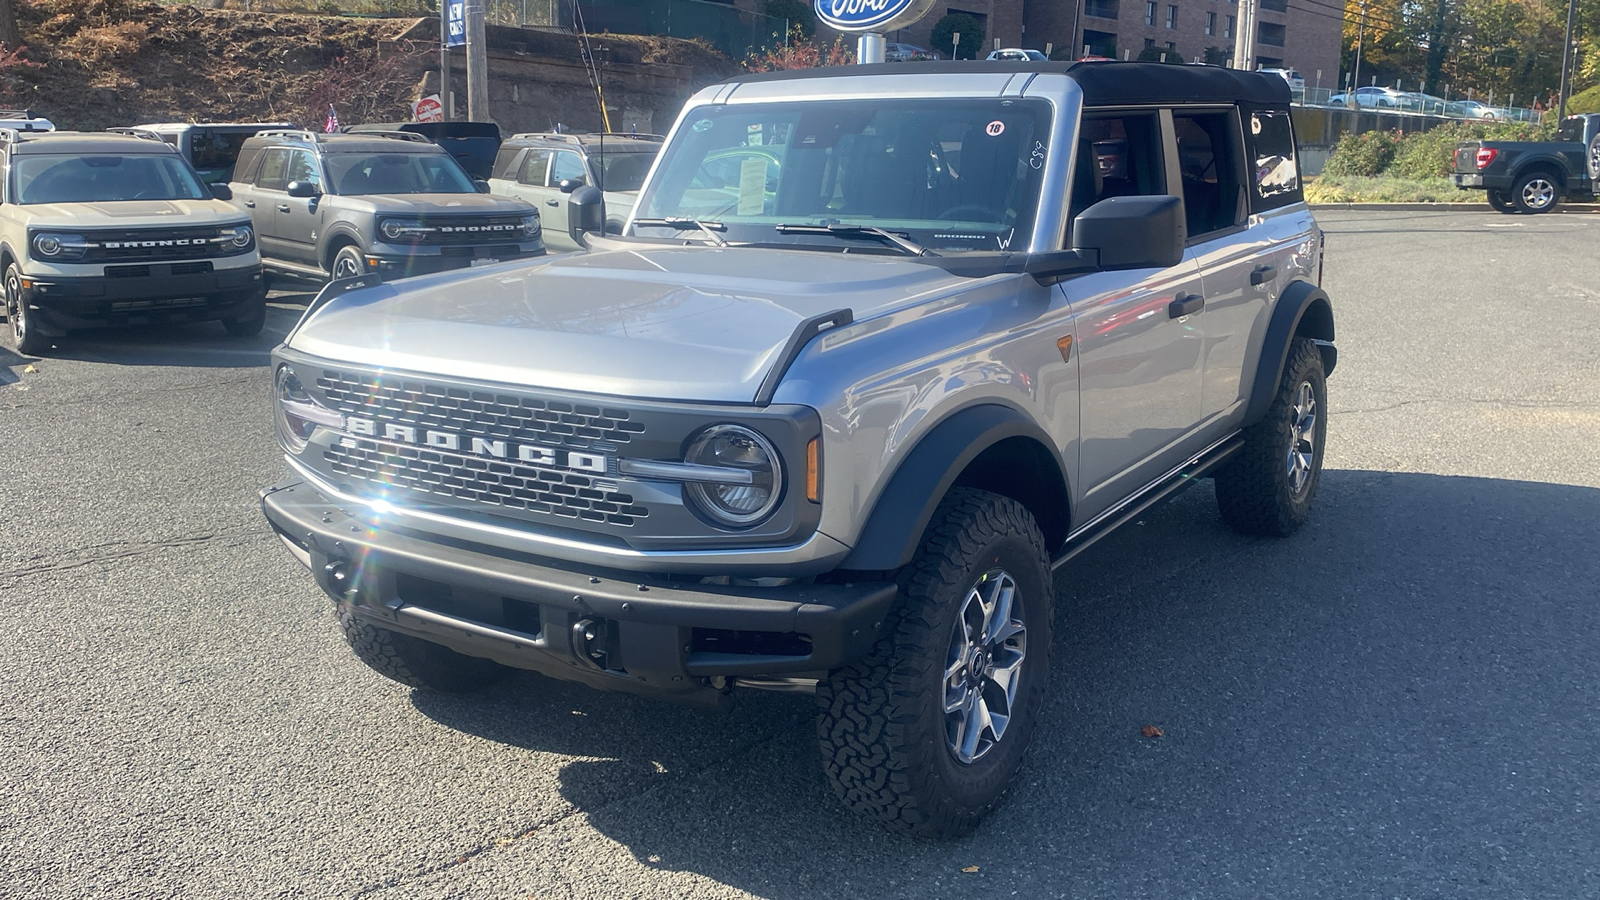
{"left": 1310, "top": 202, "right": 1600, "bottom": 213}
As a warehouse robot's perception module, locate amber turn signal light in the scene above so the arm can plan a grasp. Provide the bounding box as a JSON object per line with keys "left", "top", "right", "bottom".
{"left": 806, "top": 438, "right": 820, "bottom": 502}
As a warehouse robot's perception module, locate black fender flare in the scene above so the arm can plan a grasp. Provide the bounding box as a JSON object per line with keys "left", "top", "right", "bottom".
{"left": 1510, "top": 156, "right": 1573, "bottom": 188}
{"left": 838, "top": 403, "right": 1070, "bottom": 572}
{"left": 320, "top": 224, "right": 366, "bottom": 270}
{"left": 1243, "top": 279, "right": 1335, "bottom": 427}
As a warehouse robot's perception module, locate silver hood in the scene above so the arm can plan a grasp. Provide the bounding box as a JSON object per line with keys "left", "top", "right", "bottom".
{"left": 287, "top": 241, "right": 972, "bottom": 403}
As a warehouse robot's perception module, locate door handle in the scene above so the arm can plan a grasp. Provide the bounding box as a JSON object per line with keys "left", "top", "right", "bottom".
{"left": 1250, "top": 264, "right": 1278, "bottom": 286}
{"left": 277, "top": 204, "right": 291, "bottom": 213}
{"left": 545, "top": 199, "right": 559, "bottom": 207}
{"left": 1169, "top": 293, "right": 1204, "bottom": 318}
{"left": 243, "top": 200, "right": 255, "bottom": 208}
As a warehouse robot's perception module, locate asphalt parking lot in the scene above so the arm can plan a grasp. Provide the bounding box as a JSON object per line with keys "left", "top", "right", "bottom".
{"left": 3, "top": 209, "right": 1599, "bottom": 899}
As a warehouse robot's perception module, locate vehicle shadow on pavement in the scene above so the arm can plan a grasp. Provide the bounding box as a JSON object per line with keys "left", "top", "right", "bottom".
{"left": 414, "top": 470, "right": 1600, "bottom": 899}
{"left": 31, "top": 292, "right": 314, "bottom": 368}
{"left": 0, "top": 343, "right": 30, "bottom": 384}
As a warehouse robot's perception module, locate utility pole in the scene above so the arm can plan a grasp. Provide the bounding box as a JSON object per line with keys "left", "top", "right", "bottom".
{"left": 466, "top": 0, "right": 490, "bottom": 123}
{"left": 1232, "top": 0, "right": 1256, "bottom": 70}
{"left": 1068, "top": 0, "right": 1082, "bottom": 62}
{"left": 1351, "top": 1, "right": 1367, "bottom": 110}
{"left": 1559, "top": 0, "right": 1577, "bottom": 120}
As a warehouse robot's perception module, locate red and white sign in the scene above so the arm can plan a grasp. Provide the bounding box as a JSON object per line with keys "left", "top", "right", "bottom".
{"left": 412, "top": 94, "right": 444, "bottom": 124}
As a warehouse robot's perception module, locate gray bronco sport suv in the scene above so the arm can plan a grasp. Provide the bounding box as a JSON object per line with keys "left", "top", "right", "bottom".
{"left": 228, "top": 130, "right": 542, "bottom": 284}
{"left": 261, "top": 62, "right": 1336, "bottom": 837}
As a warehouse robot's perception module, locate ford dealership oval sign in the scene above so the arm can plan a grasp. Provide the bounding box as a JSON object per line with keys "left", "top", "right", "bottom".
{"left": 814, "top": 0, "right": 938, "bottom": 32}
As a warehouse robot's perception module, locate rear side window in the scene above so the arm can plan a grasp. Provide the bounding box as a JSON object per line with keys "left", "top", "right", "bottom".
{"left": 1172, "top": 110, "right": 1246, "bottom": 237}
{"left": 519, "top": 149, "right": 551, "bottom": 186}
{"left": 257, "top": 148, "right": 291, "bottom": 191}
{"left": 1246, "top": 108, "right": 1302, "bottom": 211}
{"left": 491, "top": 145, "right": 524, "bottom": 179}
{"left": 1557, "top": 117, "right": 1584, "bottom": 142}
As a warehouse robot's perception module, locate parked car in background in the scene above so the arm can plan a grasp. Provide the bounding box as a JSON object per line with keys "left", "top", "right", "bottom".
{"left": 1, "top": 129, "right": 265, "bottom": 354}
{"left": 1397, "top": 92, "right": 1449, "bottom": 115}
{"left": 987, "top": 48, "right": 1048, "bottom": 61}
{"left": 0, "top": 108, "right": 55, "bottom": 132}
{"left": 1451, "top": 113, "right": 1600, "bottom": 213}
{"left": 344, "top": 121, "right": 502, "bottom": 180}
{"left": 228, "top": 129, "right": 542, "bottom": 283}
{"left": 1447, "top": 99, "right": 1500, "bottom": 120}
{"left": 1329, "top": 86, "right": 1402, "bottom": 109}
{"left": 488, "top": 132, "right": 662, "bottom": 252}
{"left": 1258, "top": 67, "right": 1305, "bottom": 98}
{"left": 885, "top": 42, "right": 940, "bottom": 61}
{"left": 117, "top": 122, "right": 293, "bottom": 184}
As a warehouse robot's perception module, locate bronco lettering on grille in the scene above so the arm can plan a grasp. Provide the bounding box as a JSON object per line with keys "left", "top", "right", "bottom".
{"left": 344, "top": 416, "right": 612, "bottom": 474}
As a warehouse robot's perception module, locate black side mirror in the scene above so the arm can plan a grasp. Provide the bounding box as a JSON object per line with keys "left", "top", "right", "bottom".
{"left": 210, "top": 183, "right": 233, "bottom": 201}
{"left": 567, "top": 185, "right": 606, "bottom": 247}
{"left": 558, "top": 177, "right": 584, "bottom": 194}
{"left": 474, "top": 179, "right": 491, "bottom": 193}
{"left": 1071, "top": 195, "right": 1186, "bottom": 270}
{"left": 285, "top": 180, "right": 321, "bottom": 199}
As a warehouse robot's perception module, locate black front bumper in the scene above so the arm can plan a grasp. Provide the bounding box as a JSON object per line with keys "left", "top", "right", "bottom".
{"left": 260, "top": 478, "right": 896, "bottom": 706}
{"left": 24, "top": 264, "right": 264, "bottom": 333}
{"left": 368, "top": 243, "right": 545, "bottom": 278}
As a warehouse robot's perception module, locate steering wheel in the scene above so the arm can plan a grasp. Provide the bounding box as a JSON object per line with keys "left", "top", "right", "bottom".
{"left": 936, "top": 204, "right": 1005, "bottom": 223}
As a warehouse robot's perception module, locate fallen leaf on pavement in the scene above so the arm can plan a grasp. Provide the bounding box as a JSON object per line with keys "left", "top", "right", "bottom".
{"left": 1141, "top": 725, "right": 1164, "bottom": 738}
{"left": 23, "top": 365, "right": 37, "bottom": 373}
{"left": 961, "top": 866, "right": 980, "bottom": 873}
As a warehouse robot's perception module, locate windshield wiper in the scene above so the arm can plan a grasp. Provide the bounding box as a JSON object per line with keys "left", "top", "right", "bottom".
{"left": 630, "top": 217, "right": 728, "bottom": 247}
{"left": 774, "top": 224, "right": 934, "bottom": 257}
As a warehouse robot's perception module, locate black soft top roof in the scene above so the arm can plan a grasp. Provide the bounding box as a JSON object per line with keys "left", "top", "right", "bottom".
{"left": 724, "top": 61, "right": 1291, "bottom": 107}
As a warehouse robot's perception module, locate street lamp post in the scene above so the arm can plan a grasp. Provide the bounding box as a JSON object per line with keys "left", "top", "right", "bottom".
{"left": 1558, "top": 0, "right": 1577, "bottom": 120}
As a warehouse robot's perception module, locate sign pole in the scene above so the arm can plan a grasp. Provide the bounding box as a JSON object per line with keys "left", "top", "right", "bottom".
{"left": 858, "top": 33, "right": 885, "bottom": 64}
{"left": 443, "top": 0, "right": 466, "bottom": 119}
{"left": 466, "top": 0, "right": 489, "bottom": 122}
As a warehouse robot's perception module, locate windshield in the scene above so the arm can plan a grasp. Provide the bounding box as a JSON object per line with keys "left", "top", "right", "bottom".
{"left": 324, "top": 151, "right": 477, "bottom": 195}
{"left": 11, "top": 153, "right": 210, "bottom": 204}
{"left": 594, "top": 149, "right": 656, "bottom": 192}
{"left": 636, "top": 99, "right": 1052, "bottom": 253}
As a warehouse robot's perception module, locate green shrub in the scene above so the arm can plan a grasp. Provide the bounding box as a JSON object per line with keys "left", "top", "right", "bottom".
{"left": 1322, "top": 130, "right": 1399, "bottom": 177}
{"left": 1566, "top": 83, "right": 1600, "bottom": 115}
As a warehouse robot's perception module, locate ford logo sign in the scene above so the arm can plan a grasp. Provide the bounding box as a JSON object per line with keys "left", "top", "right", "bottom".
{"left": 814, "top": 0, "right": 937, "bottom": 33}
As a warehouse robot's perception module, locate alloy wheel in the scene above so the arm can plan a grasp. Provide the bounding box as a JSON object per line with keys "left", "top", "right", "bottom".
{"left": 1287, "top": 380, "right": 1317, "bottom": 497}
{"left": 943, "top": 568, "right": 1028, "bottom": 765}
{"left": 6, "top": 270, "right": 24, "bottom": 347}
{"left": 333, "top": 254, "right": 363, "bottom": 280}
{"left": 1522, "top": 178, "right": 1555, "bottom": 210}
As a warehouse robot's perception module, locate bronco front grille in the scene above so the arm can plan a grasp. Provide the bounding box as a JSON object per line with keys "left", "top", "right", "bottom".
{"left": 325, "top": 438, "right": 648, "bottom": 526}
{"left": 314, "top": 369, "right": 651, "bottom": 525}
{"left": 417, "top": 217, "right": 527, "bottom": 244}
{"left": 316, "top": 370, "right": 645, "bottom": 449}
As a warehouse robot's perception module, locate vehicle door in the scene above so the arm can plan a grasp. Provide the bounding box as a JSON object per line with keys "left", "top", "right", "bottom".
{"left": 249, "top": 147, "right": 294, "bottom": 263}
{"left": 543, "top": 149, "right": 588, "bottom": 246}
{"left": 1170, "top": 106, "right": 1270, "bottom": 433}
{"left": 504, "top": 148, "right": 562, "bottom": 248}
{"left": 1062, "top": 110, "right": 1208, "bottom": 518}
{"left": 278, "top": 148, "right": 326, "bottom": 266}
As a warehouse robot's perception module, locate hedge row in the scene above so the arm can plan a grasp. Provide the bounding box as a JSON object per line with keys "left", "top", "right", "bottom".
{"left": 1322, "top": 120, "right": 1554, "bottom": 180}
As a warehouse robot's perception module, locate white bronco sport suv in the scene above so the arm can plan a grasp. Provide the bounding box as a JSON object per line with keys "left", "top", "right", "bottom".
{"left": 260, "top": 61, "right": 1336, "bottom": 837}
{"left": 1, "top": 129, "right": 264, "bottom": 355}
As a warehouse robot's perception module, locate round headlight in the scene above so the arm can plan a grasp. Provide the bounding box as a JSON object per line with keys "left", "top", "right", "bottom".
{"left": 227, "top": 225, "right": 253, "bottom": 248}
{"left": 381, "top": 220, "right": 406, "bottom": 240}
{"left": 520, "top": 214, "right": 541, "bottom": 238}
{"left": 274, "top": 364, "right": 315, "bottom": 454}
{"left": 683, "top": 425, "right": 783, "bottom": 527}
{"left": 34, "top": 234, "right": 61, "bottom": 256}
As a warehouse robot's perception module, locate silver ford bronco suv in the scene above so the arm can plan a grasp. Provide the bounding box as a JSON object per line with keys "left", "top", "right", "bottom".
{"left": 260, "top": 62, "right": 1335, "bottom": 838}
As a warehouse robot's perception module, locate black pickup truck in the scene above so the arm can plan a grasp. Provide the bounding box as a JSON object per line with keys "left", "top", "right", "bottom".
{"left": 1451, "top": 114, "right": 1600, "bottom": 213}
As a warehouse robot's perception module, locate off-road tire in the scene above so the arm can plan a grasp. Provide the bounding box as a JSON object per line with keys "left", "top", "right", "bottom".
{"left": 1215, "top": 337, "right": 1327, "bottom": 537}
{"left": 816, "top": 488, "right": 1053, "bottom": 839}
{"left": 221, "top": 294, "right": 267, "bottom": 337}
{"left": 1511, "top": 170, "right": 1560, "bottom": 214}
{"left": 336, "top": 604, "right": 510, "bottom": 693}
{"left": 3, "top": 263, "right": 47, "bottom": 355}
{"left": 1486, "top": 189, "right": 1516, "bottom": 213}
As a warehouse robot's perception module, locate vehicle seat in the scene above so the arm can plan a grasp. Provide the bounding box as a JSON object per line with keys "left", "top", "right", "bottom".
{"left": 1067, "top": 139, "right": 1102, "bottom": 225}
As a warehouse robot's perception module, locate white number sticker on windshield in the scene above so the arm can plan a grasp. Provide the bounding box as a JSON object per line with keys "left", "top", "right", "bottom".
{"left": 737, "top": 157, "right": 767, "bottom": 216}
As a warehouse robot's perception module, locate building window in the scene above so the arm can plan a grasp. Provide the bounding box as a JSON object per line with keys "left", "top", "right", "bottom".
{"left": 1260, "top": 0, "right": 1286, "bottom": 10}
{"left": 1259, "top": 21, "right": 1285, "bottom": 46}
{"left": 1083, "top": 28, "right": 1118, "bottom": 57}
{"left": 1225, "top": 14, "right": 1235, "bottom": 37}
{"left": 1165, "top": 41, "right": 1177, "bottom": 52}
{"left": 1166, "top": 4, "right": 1177, "bottom": 28}
{"left": 1085, "top": 0, "right": 1120, "bottom": 19}
{"left": 1145, "top": 1, "right": 1156, "bottom": 25}
{"left": 1144, "top": 37, "right": 1156, "bottom": 48}
{"left": 1205, "top": 11, "right": 1215, "bottom": 34}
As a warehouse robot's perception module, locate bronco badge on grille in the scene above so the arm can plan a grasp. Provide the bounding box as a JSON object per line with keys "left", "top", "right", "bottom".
{"left": 343, "top": 416, "right": 613, "bottom": 473}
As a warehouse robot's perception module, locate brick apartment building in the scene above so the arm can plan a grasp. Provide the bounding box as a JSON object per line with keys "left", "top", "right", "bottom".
{"left": 848, "top": 0, "right": 1340, "bottom": 92}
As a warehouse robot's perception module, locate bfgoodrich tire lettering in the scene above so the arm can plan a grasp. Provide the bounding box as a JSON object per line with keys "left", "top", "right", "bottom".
{"left": 336, "top": 605, "right": 510, "bottom": 693}
{"left": 816, "top": 488, "right": 1052, "bottom": 839}
{"left": 1215, "top": 337, "right": 1327, "bottom": 537}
